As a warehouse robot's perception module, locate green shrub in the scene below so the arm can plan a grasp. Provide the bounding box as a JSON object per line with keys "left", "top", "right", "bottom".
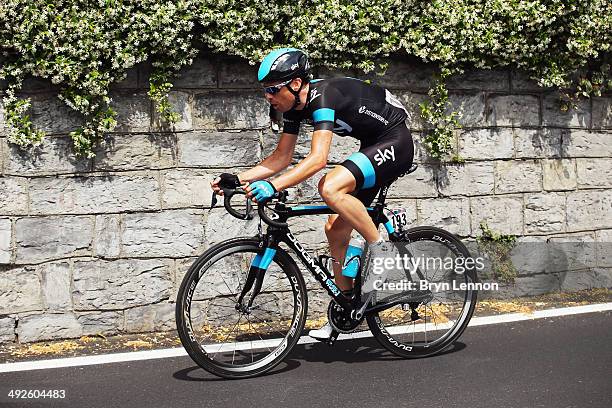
{"left": 476, "top": 222, "right": 518, "bottom": 283}
{"left": 1, "top": 0, "right": 609, "bottom": 157}
{"left": 419, "top": 69, "right": 461, "bottom": 161}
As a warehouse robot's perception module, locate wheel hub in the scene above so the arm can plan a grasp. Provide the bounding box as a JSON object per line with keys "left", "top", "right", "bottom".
{"left": 235, "top": 303, "right": 252, "bottom": 315}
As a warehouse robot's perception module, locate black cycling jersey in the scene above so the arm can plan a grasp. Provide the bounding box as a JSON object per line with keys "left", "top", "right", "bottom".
{"left": 282, "top": 77, "right": 408, "bottom": 141}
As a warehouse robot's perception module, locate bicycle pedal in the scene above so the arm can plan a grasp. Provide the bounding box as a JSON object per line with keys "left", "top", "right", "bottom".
{"left": 325, "top": 330, "right": 339, "bottom": 346}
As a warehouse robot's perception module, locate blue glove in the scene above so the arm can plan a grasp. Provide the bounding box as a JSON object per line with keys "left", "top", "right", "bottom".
{"left": 249, "top": 180, "right": 279, "bottom": 203}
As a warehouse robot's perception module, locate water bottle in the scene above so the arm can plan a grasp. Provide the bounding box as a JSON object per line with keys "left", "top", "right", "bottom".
{"left": 342, "top": 237, "right": 366, "bottom": 278}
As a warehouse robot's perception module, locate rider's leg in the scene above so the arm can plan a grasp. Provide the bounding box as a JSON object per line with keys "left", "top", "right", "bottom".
{"left": 319, "top": 122, "right": 415, "bottom": 246}
{"left": 324, "top": 214, "right": 355, "bottom": 292}
{"left": 318, "top": 168, "right": 382, "bottom": 244}
{"left": 310, "top": 190, "right": 375, "bottom": 341}
{"left": 320, "top": 124, "right": 414, "bottom": 244}
{"left": 310, "top": 214, "right": 354, "bottom": 340}
{"left": 312, "top": 126, "right": 414, "bottom": 339}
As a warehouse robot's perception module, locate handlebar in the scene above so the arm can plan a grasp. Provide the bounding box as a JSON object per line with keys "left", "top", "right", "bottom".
{"left": 257, "top": 198, "right": 289, "bottom": 228}
{"left": 210, "top": 188, "right": 289, "bottom": 228}
{"left": 210, "top": 187, "right": 254, "bottom": 220}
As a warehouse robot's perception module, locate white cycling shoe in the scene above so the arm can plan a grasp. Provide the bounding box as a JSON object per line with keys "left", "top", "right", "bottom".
{"left": 308, "top": 322, "right": 334, "bottom": 340}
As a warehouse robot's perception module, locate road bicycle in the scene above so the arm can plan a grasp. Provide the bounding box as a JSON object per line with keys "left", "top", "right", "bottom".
{"left": 175, "top": 164, "right": 478, "bottom": 379}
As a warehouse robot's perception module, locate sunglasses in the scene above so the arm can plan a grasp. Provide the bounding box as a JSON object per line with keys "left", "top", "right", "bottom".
{"left": 263, "top": 79, "right": 293, "bottom": 94}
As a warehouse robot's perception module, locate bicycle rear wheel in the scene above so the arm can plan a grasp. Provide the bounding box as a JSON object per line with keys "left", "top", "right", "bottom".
{"left": 176, "top": 237, "right": 307, "bottom": 379}
{"left": 366, "top": 227, "right": 478, "bottom": 358}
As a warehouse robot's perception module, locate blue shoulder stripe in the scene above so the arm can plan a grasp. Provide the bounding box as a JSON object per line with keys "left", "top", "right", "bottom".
{"left": 313, "top": 108, "right": 335, "bottom": 123}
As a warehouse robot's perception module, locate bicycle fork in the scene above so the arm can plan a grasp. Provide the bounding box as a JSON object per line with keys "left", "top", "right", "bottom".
{"left": 236, "top": 246, "right": 277, "bottom": 310}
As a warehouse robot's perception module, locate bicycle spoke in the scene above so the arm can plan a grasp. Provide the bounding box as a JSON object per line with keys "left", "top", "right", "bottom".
{"left": 245, "top": 314, "right": 272, "bottom": 353}
{"left": 250, "top": 296, "right": 282, "bottom": 309}
{"left": 252, "top": 307, "right": 280, "bottom": 315}
{"left": 207, "top": 285, "right": 237, "bottom": 300}
{"left": 211, "top": 315, "right": 242, "bottom": 360}
{"left": 219, "top": 275, "right": 239, "bottom": 302}
{"left": 208, "top": 302, "right": 238, "bottom": 311}
{"left": 236, "top": 256, "right": 248, "bottom": 290}
{"left": 204, "top": 310, "right": 240, "bottom": 322}
{"left": 249, "top": 313, "right": 286, "bottom": 338}
{"left": 232, "top": 337, "right": 237, "bottom": 365}
{"left": 259, "top": 276, "right": 282, "bottom": 294}
{"left": 245, "top": 316, "right": 255, "bottom": 364}
{"left": 428, "top": 265, "right": 445, "bottom": 284}
{"left": 424, "top": 304, "right": 428, "bottom": 344}
{"left": 428, "top": 303, "right": 439, "bottom": 329}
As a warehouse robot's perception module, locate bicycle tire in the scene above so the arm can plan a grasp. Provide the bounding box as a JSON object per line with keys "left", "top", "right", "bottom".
{"left": 366, "top": 226, "right": 478, "bottom": 358}
{"left": 176, "top": 237, "right": 307, "bottom": 379}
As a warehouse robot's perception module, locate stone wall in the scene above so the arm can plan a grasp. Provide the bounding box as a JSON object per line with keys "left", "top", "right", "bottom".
{"left": 0, "top": 56, "right": 611, "bottom": 343}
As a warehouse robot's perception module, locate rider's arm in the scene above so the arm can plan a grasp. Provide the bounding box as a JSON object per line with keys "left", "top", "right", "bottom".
{"left": 237, "top": 132, "right": 298, "bottom": 183}
{"left": 211, "top": 133, "right": 297, "bottom": 196}
{"left": 269, "top": 129, "right": 332, "bottom": 191}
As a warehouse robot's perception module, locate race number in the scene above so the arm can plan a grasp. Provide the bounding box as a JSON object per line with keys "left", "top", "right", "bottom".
{"left": 390, "top": 208, "right": 409, "bottom": 231}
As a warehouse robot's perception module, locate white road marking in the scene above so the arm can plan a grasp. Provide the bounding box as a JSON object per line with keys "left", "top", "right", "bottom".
{"left": 1, "top": 302, "right": 610, "bottom": 373}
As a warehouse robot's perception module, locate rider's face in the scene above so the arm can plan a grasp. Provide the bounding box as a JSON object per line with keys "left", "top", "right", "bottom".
{"left": 263, "top": 78, "right": 301, "bottom": 113}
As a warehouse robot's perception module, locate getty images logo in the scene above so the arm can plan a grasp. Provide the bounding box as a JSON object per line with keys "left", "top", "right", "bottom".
{"left": 374, "top": 146, "right": 396, "bottom": 166}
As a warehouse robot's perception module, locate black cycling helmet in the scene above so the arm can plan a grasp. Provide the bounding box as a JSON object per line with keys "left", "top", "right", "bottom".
{"left": 258, "top": 48, "right": 311, "bottom": 110}
{"left": 257, "top": 48, "right": 311, "bottom": 83}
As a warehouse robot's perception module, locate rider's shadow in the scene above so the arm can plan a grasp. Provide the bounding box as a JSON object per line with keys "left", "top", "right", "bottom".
{"left": 173, "top": 360, "right": 303, "bottom": 382}
{"left": 172, "top": 340, "right": 467, "bottom": 381}
{"left": 284, "top": 336, "right": 467, "bottom": 365}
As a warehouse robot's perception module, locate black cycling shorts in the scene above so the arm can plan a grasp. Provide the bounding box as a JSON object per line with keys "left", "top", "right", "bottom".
{"left": 341, "top": 123, "right": 414, "bottom": 206}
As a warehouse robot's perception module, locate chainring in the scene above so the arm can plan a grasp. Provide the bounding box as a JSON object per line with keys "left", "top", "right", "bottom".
{"left": 327, "top": 300, "right": 363, "bottom": 334}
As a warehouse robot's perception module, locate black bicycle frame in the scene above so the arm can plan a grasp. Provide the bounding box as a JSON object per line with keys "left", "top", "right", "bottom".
{"left": 249, "top": 184, "right": 400, "bottom": 312}
{"left": 233, "top": 164, "right": 419, "bottom": 313}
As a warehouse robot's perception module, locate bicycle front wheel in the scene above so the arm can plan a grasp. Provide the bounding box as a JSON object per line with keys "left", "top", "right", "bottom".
{"left": 176, "top": 237, "right": 307, "bottom": 379}
{"left": 366, "top": 227, "right": 478, "bottom": 358}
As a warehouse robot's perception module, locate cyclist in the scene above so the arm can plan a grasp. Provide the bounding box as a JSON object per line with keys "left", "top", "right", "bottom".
{"left": 211, "top": 48, "right": 414, "bottom": 340}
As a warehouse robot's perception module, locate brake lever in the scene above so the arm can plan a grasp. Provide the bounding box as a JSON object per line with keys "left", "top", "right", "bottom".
{"left": 210, "top": 191, "right": 218, "bottom": 209}
{"left": 246, "top": 197, "right": 253, "bottom": 219}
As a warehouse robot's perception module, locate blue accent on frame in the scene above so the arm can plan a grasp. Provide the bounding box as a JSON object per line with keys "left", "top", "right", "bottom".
{"left": 251, "top": 248, "right": 277, "bottom": 269}
{"left": 346, "top": 152, "right": 376, "bottom": 188}
{"left": 258, "top": 48, "right": 299, "bottom": 81}
{"left": 292, "top": 205, "right": 330, "bottom": 211}
{"left": 384, "top": 220, "right": 395, "bottom": 234}
{"left": 325, "top": 278, "right": 341, "bottom": 296}
{"left": 292, "top": 204, "right": 374, "bottom": 212}
{"left": 313, "top": 108, "right": 335, "bottom": 123}
{"left": 251, "top": 254, "right": 263, "bottom": 268}
{"left": 310, "top": 79, "right": 324, "bottom": 83}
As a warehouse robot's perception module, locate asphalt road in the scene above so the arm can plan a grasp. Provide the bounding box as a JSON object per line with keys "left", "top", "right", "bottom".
{"left": 1, "top": 311, "right": 611, "bottom": 408}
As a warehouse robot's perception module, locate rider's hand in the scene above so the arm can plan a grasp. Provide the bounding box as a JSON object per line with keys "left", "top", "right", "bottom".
{"left": 246, "top": 180, "right": 280, "bottom": 203}
{"left": 211, "top": 173, "right": 242, "bottom": 196}
{"left": 211, "top": 177, "right": 223, "bottom": 196}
